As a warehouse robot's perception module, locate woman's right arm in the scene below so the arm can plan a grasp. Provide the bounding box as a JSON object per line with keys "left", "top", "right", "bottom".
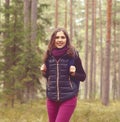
{"left": 40, "top": 63, "right": 48, "bottom": 78}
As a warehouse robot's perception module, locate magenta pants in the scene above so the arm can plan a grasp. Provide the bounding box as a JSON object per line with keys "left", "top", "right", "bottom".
{"left": 46, "top": 97, "right": 77, "bottom": 122}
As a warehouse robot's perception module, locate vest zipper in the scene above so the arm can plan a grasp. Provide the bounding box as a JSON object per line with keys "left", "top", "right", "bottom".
{"left": 56, "top": 62, "right": 60, "bottom": 101}
{"left": 52, "top": 55, "right": 67, "bottom": 101}
{"left": 51, "top": 56, "right": 60, "bottom": 101}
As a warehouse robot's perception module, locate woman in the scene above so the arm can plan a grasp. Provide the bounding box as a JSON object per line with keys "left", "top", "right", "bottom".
{"left": 41, "top": 28, "right": 86, "bottom": 122}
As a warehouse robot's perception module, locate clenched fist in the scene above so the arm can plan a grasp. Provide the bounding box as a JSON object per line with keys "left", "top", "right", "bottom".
{"left": 40, "top": 64, "right": 47, "bottom": 72}
{"left": 69, "top": 65, "right": 76, "bottom": 76}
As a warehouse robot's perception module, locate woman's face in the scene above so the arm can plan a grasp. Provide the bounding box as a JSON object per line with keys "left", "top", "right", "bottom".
{"left": 54, "top": 31, "right": 67, "bottom": 49}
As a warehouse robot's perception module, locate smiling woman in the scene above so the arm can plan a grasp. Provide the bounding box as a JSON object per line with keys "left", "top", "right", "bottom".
{"left": 40, "top": 27, "right": 86, "bottom": 122}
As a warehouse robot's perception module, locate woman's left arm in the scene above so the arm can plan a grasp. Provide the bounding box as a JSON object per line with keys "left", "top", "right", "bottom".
{"left": 73, "top": 55, "right": 86, "bottom": 81}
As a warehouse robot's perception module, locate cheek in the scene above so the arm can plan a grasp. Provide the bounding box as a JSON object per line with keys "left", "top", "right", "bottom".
{"left": 63, "top": 40, "right": 67, "bottom": 45}
{"left": 54, "top": 40, "right": 57, "bottom": 45}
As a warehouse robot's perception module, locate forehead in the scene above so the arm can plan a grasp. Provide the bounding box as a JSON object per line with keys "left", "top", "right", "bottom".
{"left": 56, "top": 31, "right": 65, "bottom": 36}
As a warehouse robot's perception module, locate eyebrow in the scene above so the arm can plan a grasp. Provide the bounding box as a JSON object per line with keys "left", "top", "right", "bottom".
{"left": 56, "top": 36, "right": 66, "bottom": 38}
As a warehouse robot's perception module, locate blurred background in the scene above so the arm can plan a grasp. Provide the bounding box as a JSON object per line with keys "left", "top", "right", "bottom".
{"left": 0, "top": 0, "right": 120, "bottom": 122}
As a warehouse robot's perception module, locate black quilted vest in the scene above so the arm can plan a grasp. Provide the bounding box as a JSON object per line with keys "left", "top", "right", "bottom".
{"left": 46, "top": 55, "right": 78, "bottom": 102}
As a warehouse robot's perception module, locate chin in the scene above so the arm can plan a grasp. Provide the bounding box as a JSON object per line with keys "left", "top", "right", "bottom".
{"left": 57, "top": 46, "right": 64, "bottom": 48}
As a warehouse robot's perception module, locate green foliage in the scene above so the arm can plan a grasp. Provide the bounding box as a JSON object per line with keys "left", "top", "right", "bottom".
{"left": 18, "top": 48, "right": 41, "bottom": 85}
{"left": 0, "top": 0, "right": 51, "bottom": 105}
{"left": 0, "top": 99, "right": 47, "bottom": 122}
{"left": 71, "top": 100, "right": 120, "bottom": 122}
{"left": 36, "top": 2, "right": 51, "bottom": 42}
{"left": 0, "top": 100, "right": 120, "bottom": 122}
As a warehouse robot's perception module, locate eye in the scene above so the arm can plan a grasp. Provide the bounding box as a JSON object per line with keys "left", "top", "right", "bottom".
{"left": 56, "top": 36, "right": 59, "bottom": 39}
{"left": 61, "top": 36, "right": 66, "bottom": 39}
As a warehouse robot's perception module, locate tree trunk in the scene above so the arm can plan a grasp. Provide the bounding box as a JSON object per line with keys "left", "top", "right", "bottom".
{"left": 4, "top": 0, "right": 10, "bottom": 38}
{"left": 64, "top": 0, "right": 67, "bottom": 29}
{"left": 93, "top": 0, "right": 97, "bottom": 99}
{"left": 118, "top": 37, "right": 120, "bottom": 99}
{"left": 24, "top": 0, "right": 30, "bottom": 31}
{"left": 55, "top": 0, "right": 58, "bottom": 28}
{"left": 0, "top": 0, "right": 1, "bottom": 29}
{"left": 84, "top": 0, "right": 89, "bottom": 99}
{"left": 99, "top": 0, "right": 103, "bottom": 99}
{"left": 89, "top": 0, "right": 95, "bottom": 99}
{"left": 23, "top": 0, "right": 31, "bottom": 102}
{"left": 4, "top": 0, "right": 10, "bottom": 107}
{"left": 112, "top": 0, "right": 117, "bottom": 100}
{"left": 69, "top": 0, "right": 73, "bottom": 41}
{"left": 31, "top": 0, "right": 37, "bottom": 46}
{"left": 102, "top": 0, "right": 112, "bottom": 106}
{"left": 30, "top": 0, "right": 38, "bottom": 100}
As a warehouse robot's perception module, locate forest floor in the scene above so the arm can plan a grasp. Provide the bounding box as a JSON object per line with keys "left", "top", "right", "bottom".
{"left": 0, "top": 99, "right": 120, "bottom": 122}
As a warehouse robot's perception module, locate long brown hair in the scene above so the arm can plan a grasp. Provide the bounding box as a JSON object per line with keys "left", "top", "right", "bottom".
{"left": 43, "top": 28, "right": 75, "bottom": 62}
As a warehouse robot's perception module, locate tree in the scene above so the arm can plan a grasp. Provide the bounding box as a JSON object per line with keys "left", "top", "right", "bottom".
{"left": 23, "top": 0, "right": 41, "bottom": 102}
{"left": 31, "top": 0, "right": 37, "bottom": 46}
{"left": 89, "top": 0, "right": 95, "bottom": 99}
{"left": 93, "top": 0, "right": 97, "bottom": 99}
{"left": 55, "top": 0, "right": 58, "bottom": 28}
{"left": 64, "top": 0, "right": 68, "bottom": 29}
{"left": 84, "top": 0, "right": 89, "bottom": 99}
{"left": 112, "top": 0, "right": 117, "bottom": 100}
{"left": 99, "top": 0, "right": 103, "bottom": 99}
{"left": 118, "top": 36, "right": 120, "bottom": 99}
{"left": 69, "top": 0, "right": 73, "bottom": 40}
{"left": 102, "top": 0, "right": 112, "bottom": 106}
{"left": 3, "top": 0, "right": 24, "bottom": 107}
{"left": 0, "top": 0, "right": 49, "bottom": 106}
{"left": 3, "top": 0, "right": 11, "bottom": 106}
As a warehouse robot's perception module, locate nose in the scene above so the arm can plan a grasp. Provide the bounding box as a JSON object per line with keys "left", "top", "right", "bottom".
{"left": 57, "top": 37, "right": 62, "bottom": 41}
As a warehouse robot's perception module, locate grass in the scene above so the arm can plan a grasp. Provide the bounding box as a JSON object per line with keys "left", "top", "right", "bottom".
{"left": 71, "top": 100, "right": 120, "bottom": 122}
{"left": 0, "top": 99, "right": 120, "bottom": 122}
{"left": 0, "top": 99, "right": 48, "bottom": 122}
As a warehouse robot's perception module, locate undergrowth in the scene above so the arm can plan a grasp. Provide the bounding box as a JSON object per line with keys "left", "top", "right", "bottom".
{"left": 0, "top": 99, "right": 120, "bottom": 122}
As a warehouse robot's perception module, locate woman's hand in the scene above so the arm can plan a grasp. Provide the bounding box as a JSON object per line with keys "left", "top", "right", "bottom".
{"left": 69, "top": 65, "right": 76, "bottom": 76}
{"left": 40, "top": 64, "right": 47, "bottom": 72}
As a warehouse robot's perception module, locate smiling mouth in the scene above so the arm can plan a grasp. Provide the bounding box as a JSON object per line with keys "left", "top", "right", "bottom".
{"left": 58, "top": 43, "right": 63, "bottom": 44}
{"left": 57, "top": 43, "right": 63, "bottom": 45}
